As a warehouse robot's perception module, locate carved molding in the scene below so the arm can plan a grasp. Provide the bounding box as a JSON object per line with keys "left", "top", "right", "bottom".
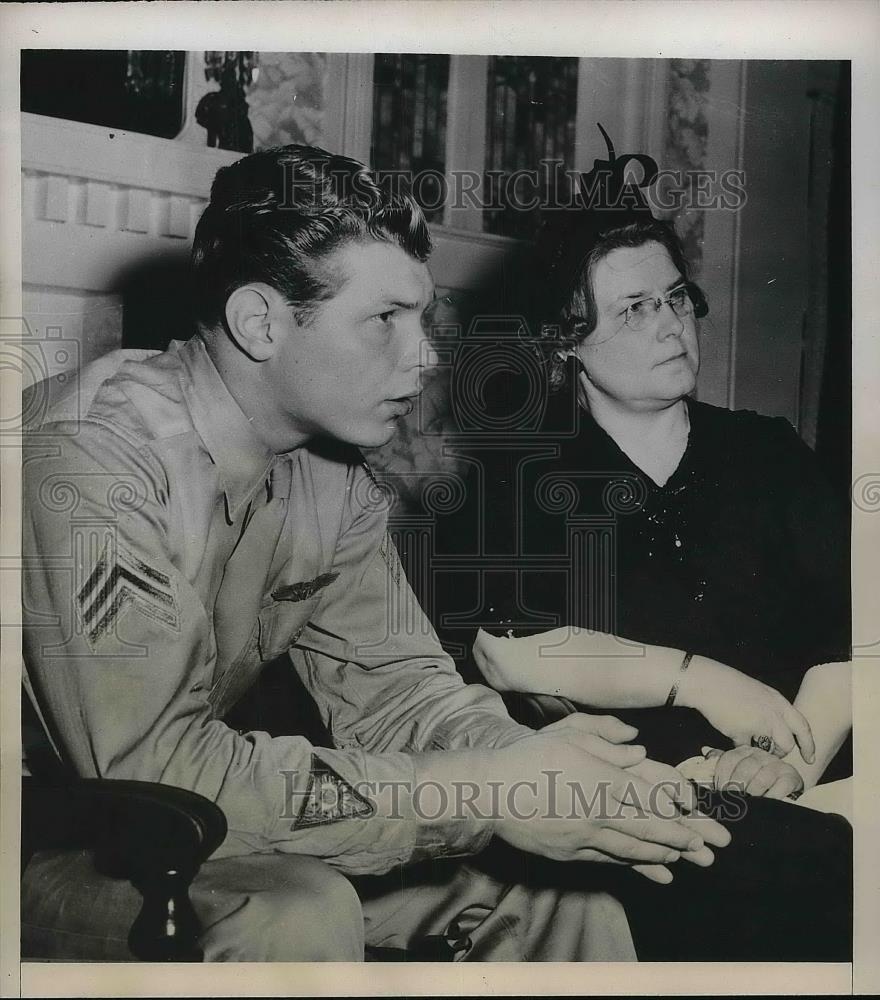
{"left": 21, "top": 113, "right": 243, "bottom": 291}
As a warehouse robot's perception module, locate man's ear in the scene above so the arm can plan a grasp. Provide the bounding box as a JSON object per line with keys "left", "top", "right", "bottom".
{"left": 224, "top": 284, "right": 285, "bottom": 362}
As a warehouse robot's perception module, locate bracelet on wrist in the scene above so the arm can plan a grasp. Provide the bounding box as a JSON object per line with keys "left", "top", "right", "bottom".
{"left": 665, "top": 651, "right": 693, "bottom": 708}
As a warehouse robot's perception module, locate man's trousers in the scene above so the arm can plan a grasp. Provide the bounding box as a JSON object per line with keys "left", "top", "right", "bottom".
{"left": 20, "top": 846, "right": 637, "bottom": 962}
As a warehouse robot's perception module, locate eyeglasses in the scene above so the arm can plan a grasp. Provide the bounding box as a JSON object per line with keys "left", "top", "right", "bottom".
{"left": 621, "top": 284, "right": 695, "bottom": 332}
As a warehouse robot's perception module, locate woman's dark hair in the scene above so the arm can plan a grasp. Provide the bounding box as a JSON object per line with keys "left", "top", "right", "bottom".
{"left": 191, "top": 144, "right": 432, "bottom": 331}
{"left": 539, "top": 217, "right": 707, "bottom": 390}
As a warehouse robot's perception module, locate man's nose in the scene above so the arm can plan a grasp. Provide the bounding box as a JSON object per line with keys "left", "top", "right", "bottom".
{"left": 400, "top": 316, "right": 439, "bottom": 371}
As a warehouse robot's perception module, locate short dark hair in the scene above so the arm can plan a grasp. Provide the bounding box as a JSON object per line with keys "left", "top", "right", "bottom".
{"left": 191, "top": 144, "right": 432, "bottom": 331}
{"left": 539, "top": 218, "right": 707, "bottom": 390}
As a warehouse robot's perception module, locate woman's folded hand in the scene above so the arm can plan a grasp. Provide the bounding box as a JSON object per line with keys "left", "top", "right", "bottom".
{"left": 708, "top": 745, "right": 805, "bottom": 800}
{"left": 676, "top": 655, "right": 816, "bottom": 764}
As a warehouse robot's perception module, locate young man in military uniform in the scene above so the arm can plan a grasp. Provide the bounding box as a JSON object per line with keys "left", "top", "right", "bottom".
{"left": 21, "top": 145, "right": 728, "bottom": 961}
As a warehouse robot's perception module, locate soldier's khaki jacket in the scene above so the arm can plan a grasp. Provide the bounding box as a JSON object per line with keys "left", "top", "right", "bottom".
{"left": 22, "top": 336, "right": 532, "bottom": 874}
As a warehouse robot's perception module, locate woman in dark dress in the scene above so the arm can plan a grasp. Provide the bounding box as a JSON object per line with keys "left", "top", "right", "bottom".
{"left": 467, "top": 145, "right": 851, "bottom": 797}
{"left": 446, "top": 133, "right": 852, "bottom": 960}
{"left": 471, "top": 215, "right": 851, "bottom": 791}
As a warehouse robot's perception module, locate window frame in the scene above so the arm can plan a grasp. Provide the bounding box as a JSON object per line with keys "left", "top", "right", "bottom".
{"left": 337, "top": 54, "right": 669, "bottom": 244}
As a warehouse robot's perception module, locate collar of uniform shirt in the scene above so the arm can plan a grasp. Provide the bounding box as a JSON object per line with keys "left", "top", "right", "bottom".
{"left": 174, "top": 335, "right": 275, "bottom": 521}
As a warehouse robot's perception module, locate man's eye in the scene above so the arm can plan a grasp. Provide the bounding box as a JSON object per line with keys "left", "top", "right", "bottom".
{"left": 669, "top": 288, "right": 688, "bottom": 307}
{"left": 627, "top": 300, "right": 649, "bottom": 318}
{"left": 374, "top": 310, "right": 395, "bottom": 325}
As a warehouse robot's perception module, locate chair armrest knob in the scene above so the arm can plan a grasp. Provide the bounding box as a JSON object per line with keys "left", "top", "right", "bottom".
{"left": 22, "top": 777, "right": 227, "bottom": 961}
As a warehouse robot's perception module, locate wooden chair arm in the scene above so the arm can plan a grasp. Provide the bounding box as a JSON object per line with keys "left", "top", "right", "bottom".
{"left": 22, "top": 777, "right": 227, "bottom": 961}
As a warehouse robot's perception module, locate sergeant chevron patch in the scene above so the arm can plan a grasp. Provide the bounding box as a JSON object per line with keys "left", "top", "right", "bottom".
{"left": 76, "top": 538, "right": 180, "bottom": 649}
{"left": 379, "top": 531, "right": 402, "bottom": 586}
{"left": 294, "top": 755, "right": 376, "bottom": 828}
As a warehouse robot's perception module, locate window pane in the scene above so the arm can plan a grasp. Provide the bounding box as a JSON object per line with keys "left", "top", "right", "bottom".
{"left": 21, "top": 50, "right": 186, "bottom": 140}
{"left": 484, "top": 56, "right": 579, "bottom": 240}
{"left": 371, "top": 54, "right": 450, "bottom": 223}
{"left": 245, "top": 52, "right": 328, "bottom": 149}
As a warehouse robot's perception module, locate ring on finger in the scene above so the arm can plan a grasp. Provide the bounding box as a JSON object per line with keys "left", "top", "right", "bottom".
{"left": 750, "top": 734, "right": 776, "bottom": 754}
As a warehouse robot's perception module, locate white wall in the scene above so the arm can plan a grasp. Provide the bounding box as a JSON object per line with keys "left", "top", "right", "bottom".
{"left": 20, "top": 112, "right": 240, "bottom": 385}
